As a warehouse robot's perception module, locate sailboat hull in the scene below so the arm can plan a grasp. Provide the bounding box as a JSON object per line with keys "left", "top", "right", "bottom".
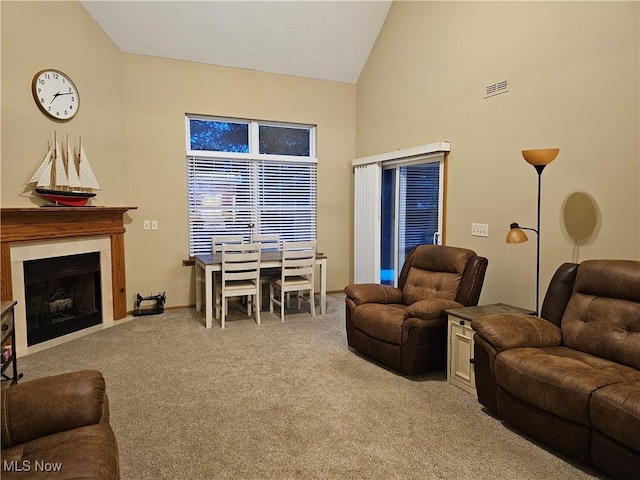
{"left": 35, "top": 188, "right": 96, "bottom": 207}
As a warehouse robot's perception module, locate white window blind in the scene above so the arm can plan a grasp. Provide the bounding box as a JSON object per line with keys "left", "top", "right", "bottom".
{"left": 353, "top": 163, "right": 381, "bottom": 283}
{"left": 258, "top": 161, "right": 317, "bottom": 241}
{"left": 187, "top": 156, "right": 316, "bottom": 256}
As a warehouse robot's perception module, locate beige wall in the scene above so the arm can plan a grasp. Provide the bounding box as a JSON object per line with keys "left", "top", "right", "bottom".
{"left": 122, "top": 54, "right": 355, "bottom": 305}
{"left": 1, "top": 1, "right": 355, "bottom": 309}
{"left": 1, "top": 1, "right": 127, "bottom": 208}
{"left": 357, "top": 1, "right": 640, "bottom": 310}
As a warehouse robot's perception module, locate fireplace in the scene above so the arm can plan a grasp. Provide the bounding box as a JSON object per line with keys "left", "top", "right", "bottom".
{"left": 24, "top": 252, "right": 102, "bottom": 346}
{"left": 1, "top": 207, "right": 136, "bottom": 356}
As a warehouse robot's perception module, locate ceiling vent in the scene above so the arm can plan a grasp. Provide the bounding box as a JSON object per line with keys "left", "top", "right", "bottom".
{"left": 484, "top": 76, "right": 510, "bottom": 98}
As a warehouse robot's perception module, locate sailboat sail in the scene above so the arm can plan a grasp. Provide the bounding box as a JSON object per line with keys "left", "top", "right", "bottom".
{"left": 54, "top": 142, "right": 69, "bottom": 187}
{"left": 77, "top": 143, "right": 101, "bottom": 190}
{"left": 29, "top": 145, "right": 53, "bottom": 186}
{"left": 65, "top": 136, "right": 82, "bottom": 189}
{"left": 36, "top": 160, "right": 53, "bottom": 188}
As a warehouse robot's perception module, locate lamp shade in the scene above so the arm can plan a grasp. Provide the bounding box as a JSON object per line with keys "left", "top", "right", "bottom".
{"left": 522, "top": 148, "right": 559, "bottom": 166}
{"left": 506, "top": 223, "right": 529, "bottom": 244}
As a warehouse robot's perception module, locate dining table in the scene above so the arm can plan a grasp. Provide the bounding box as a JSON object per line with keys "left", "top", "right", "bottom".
{"left": 194, "top": 251, "right": 328, "bottom": 328}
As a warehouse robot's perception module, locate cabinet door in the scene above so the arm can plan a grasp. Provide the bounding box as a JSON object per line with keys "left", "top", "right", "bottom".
{"left": 449, "top": 321, "right": 475, "bottom": 394}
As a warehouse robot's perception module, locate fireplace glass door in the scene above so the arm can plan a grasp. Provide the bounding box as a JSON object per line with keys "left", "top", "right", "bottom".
{"left": 24, "top": 252, "right": 102, "bottom": 346}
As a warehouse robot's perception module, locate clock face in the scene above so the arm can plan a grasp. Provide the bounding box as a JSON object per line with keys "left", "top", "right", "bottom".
{"left": 31, "top": 69, "right": 80, "bottom": 121}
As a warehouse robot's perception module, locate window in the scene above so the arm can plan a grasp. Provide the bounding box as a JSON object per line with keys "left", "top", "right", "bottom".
{"left": 186, "top": 116, "right": 317, "bottom": 256}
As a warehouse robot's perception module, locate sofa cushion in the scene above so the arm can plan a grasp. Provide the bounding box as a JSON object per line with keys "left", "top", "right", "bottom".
{"left": 591, "top": 381, "right": 640, "bottom": 454}
{"left": 1, "top": 424, "right": 119, "bottom": 480}
{"left": 495, "top": 346, "right": 640, "bottom": 426}
{"left": 561, "top": 259, "right": 640, "bottom": 370}
{"left": 350, "top": 303, "right": 406, "bottom": 345}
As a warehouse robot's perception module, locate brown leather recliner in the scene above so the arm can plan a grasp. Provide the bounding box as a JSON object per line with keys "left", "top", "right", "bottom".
{"left": 1, "top": 370, "right": 120, "bottom": 480}
{"left": 345, "top": 245, "right": 488, "bottom": 374}
{"left": 472, "top": 260, "right": 640, "bottom": 480}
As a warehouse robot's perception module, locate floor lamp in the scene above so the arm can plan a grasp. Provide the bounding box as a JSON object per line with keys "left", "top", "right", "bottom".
{"left": 506, "top": 148, "right": 559, "bottom": 315}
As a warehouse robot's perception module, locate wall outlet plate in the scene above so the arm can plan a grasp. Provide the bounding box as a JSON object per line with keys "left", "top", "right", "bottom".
{"left": 471, "top": 223, "right": 489, "bottom": 237}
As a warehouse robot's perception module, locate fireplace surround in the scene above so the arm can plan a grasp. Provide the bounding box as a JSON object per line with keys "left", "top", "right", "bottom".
{"left": 1, "top": 207, "right": 136, "bottom": 356}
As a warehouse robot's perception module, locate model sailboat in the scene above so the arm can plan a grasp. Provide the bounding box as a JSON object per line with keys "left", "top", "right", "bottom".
{"left": 28, "top": 132, "right": 100, "bottom": 206}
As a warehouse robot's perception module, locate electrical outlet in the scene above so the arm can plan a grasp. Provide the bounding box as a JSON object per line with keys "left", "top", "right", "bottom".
{"left": 143, "top": 220, "right": 150, "bottom": 230}
{"left": 151, "top": 220, "right": 158, "bottom": 230}
{"left": 471, "top": 223, "right": 489, "bottom": 237}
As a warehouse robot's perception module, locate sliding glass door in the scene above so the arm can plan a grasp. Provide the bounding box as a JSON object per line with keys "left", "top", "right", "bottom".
{"left": 381, "top": 159, "right": 442, "bottom": 286}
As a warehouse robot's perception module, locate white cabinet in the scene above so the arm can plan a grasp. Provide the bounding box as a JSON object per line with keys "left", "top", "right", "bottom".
{"left": 445, "top": 303, "right": 535, "bottom": 395}
{"left": 447, "top": 316, "right": 476, "bottom": 395}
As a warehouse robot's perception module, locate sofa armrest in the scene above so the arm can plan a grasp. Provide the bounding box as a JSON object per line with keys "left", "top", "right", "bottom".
{"left": 1, "top": 370, "right": 109, "bottom": 448}
{"left": 405, "top": 298, "right": 463, "bottom": 320}
{"left": 344, "top": 283, "right": 403, "bottom": 306}
{"left": 471, "top": 313, "right": 562, "bottom": 352}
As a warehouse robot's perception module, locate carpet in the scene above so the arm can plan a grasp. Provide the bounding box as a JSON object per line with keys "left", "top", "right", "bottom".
{"left": 15, "top": 294, "right": 605, "bottom": 479}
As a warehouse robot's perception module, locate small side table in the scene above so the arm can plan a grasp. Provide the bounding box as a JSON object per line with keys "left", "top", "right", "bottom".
{"left": 445, "top": 303, "right": 534, "bottom": 395}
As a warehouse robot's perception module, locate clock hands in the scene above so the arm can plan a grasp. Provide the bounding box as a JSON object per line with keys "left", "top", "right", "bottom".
{"left": 49, "top": 91, "right": 73, "bottom": 104}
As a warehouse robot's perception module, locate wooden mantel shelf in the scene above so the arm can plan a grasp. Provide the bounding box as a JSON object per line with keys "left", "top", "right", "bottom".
{"left": 0, "top": 207, "right": 137, "bottom": 243}
{"left": 1, "top": 207, "right": 137, "bottom": 320}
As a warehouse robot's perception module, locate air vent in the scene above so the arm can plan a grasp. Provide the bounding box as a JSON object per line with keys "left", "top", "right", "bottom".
{"left": 484, "top": 76, "right": 510, "bottom": 98}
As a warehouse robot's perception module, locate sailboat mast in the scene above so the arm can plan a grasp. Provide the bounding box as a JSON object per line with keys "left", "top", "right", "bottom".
{"left": 52, "top": 131, "right": 58, "bottom": 188}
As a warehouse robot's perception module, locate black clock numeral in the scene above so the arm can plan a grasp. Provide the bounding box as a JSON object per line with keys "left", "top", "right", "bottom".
{"left": 47, "top": 106, "right": 51, "bottom": 111}
{"left": 39, "top": 79, "right": 45, "bottom": 85}
{"left": 71, "top": 97, "right": 75, "bottom": 102}
{"left": 64, "top": 110, "right": 68, "bottom": 115}
{"left": 53, "top": 73, "right": 58, "bottom": 79}
{"left": 68, "top": 87, "right": 72, "bottom": 93}
{"left": 40, "top": 97, "right": 45, "bottom": 104}
{"left": 69, "top": 105, "right": 73, "bottom": 110}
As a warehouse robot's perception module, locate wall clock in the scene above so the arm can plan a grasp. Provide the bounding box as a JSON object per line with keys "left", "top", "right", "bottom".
{"left": 31, "top": 69, "right": 80, "bottom": 121}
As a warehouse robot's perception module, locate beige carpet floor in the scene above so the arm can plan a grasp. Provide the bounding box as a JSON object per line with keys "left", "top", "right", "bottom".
{"left": 16, "top": 294, "right": 606, "bottom": 479}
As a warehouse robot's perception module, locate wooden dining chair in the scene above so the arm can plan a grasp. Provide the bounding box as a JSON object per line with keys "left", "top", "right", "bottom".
{"left": 211, "top": 235, "right": 244, "bottom": 254}
{"left": 269, "top": 241, "right": 316, "bottom": 321}
{"left": 253, "top": 234, "right": 281, "bottom": 307}
{"left": 215, "top": 243, "right": 261, "bottom": 328}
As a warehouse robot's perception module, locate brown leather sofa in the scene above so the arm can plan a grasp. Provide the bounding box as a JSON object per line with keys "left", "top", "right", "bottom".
{"left": 345, "top": 245, "right": 488, "bottom": 374}
{"left": 472, "top": 260, "right": 640, "bottom": 480}
{"left": 1, "top": 370, "right": 120, "bottom": 479}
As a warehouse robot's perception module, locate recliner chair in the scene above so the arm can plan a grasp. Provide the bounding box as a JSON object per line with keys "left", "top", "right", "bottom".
{"left": 345, "top": 245, "right": 488, "bottom": 374}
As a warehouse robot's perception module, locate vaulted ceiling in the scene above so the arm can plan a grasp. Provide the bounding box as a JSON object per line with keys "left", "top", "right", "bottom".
{"left": 81, "top": 1, "right": 393, "bottom": 84}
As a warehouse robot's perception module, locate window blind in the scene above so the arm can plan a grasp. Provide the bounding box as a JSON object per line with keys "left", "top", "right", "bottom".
{"left": 187, "top": 156, "right": 316, "bottom": 256}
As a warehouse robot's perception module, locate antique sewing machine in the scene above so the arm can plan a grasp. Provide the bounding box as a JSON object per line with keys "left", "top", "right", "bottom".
{"left": 133, "top": 292, "right": 166, "bottom": 316}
